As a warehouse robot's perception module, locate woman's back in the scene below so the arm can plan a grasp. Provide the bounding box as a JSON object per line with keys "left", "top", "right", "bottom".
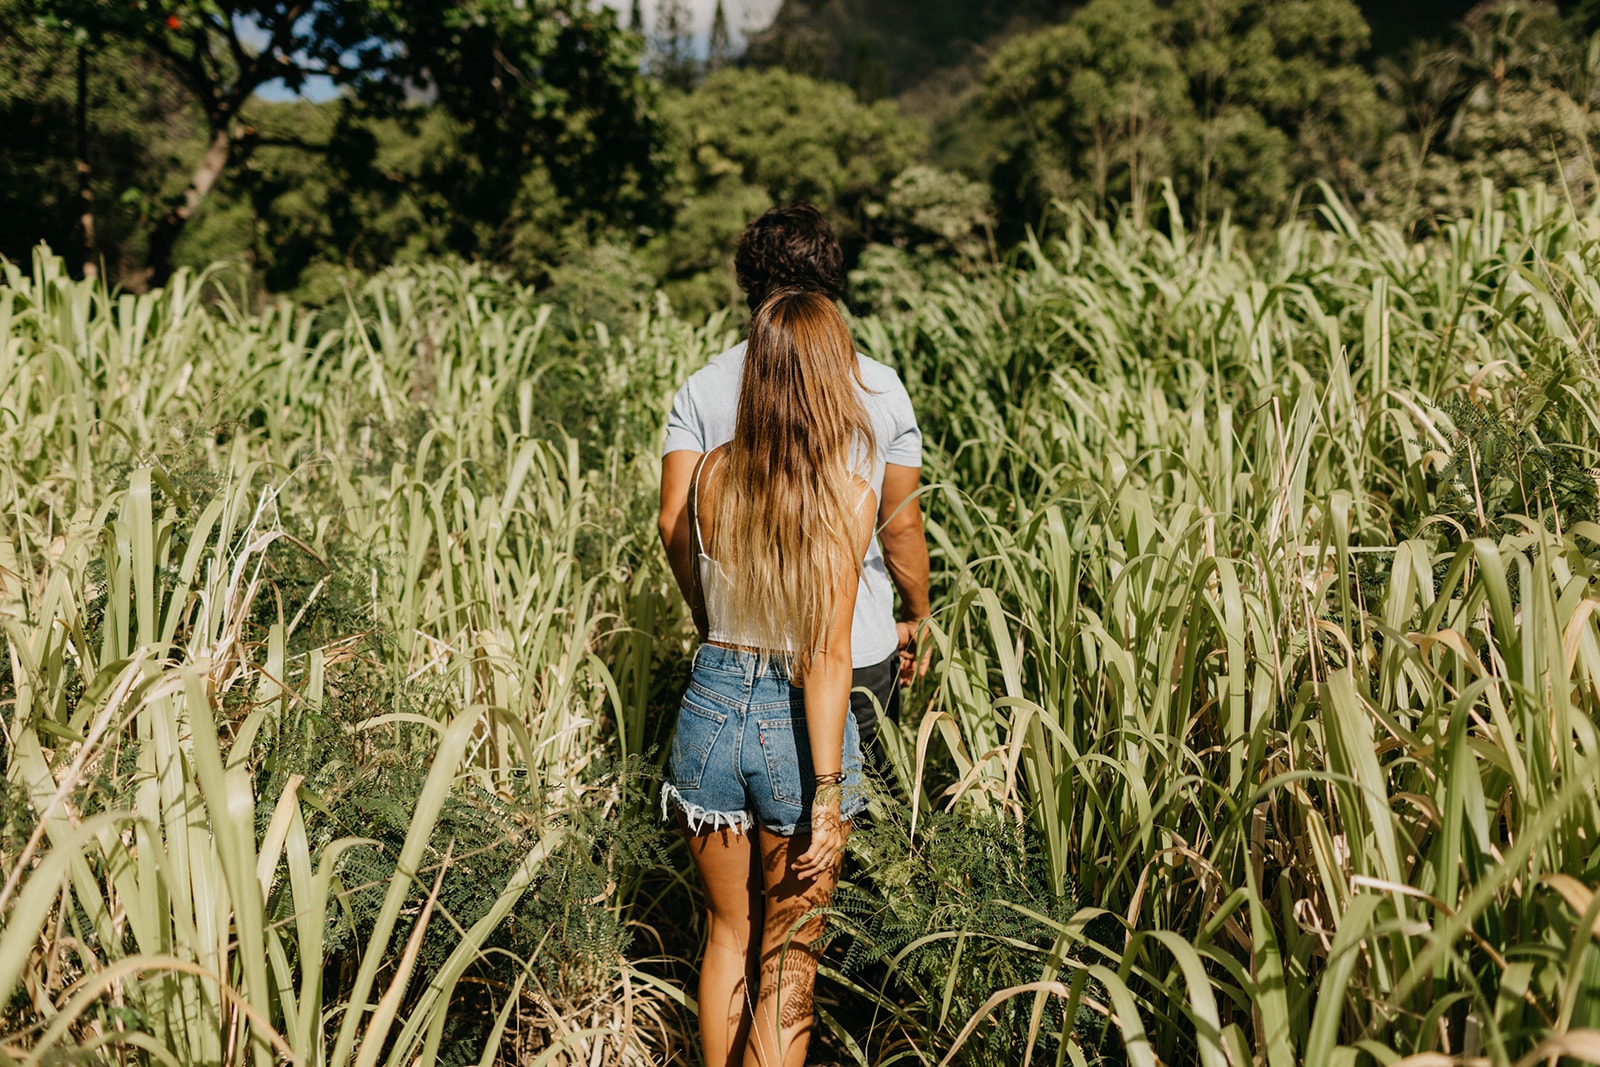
{"left": 690, "top": 284, "right": 878, "bottom": 672}
{"left": 689, "top": 447, "right": 874, "bottom": 655}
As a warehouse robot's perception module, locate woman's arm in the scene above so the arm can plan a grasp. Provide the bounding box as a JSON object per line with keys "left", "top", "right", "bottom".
{"left": 794, "top": 483, "right": 876, "bottom": 879}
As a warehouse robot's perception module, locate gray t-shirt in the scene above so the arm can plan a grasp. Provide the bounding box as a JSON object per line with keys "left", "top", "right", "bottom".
{"left": 663, "top": 340, "right": 923, "bottom": 668}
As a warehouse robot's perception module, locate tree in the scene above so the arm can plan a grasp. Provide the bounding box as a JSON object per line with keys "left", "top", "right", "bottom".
{"left": 982, "top": 0, "right": 1383, "bottom": 234}
{"left": 654, "top": 0, "right": 695, "bottom": 89}
{"left": 0, "top": 3, "right": 203, "bottom": 278}
{"left": 708, "top": 0, "right": 732, "bottom": 72}
{"left": 17, "top": 3, "right": 114, "bottom": 277}
{"left": 1371, "top": 0, "right": 1600, "bottom": 229}
{"left": 746, "top": 0, "right": 1074, "bottom": 98}
{"left": 209, "top": 99, "right": 473, "bottom": 299}
{"left": 1370, "top": 39, "right": 1471, "bottom": 225}
{"left": 385, "top": 0, "right": 666, "bottom": 269}
{"left": 848, "top": 165, "right": 996, "bottom": 311}
{"left": 1171, "top": 0, "right": 1383, "bottom": 225}
{"left": 984, "top": 0, "right": 1194, "bottom": 225}
{"left": 9, "top": 2, "right": 111, "bottom": 276}
{"left": 1455, "top": 0, "right": 1568, "bottom": 100}
{"left": 3, "top": 0, "right": 664, "bottom": 287}
{"left": 12, "top": 0, "right": 403, "bottom": 287}
{"left": 629, "top": 0, "right": 643, "bottom": 34}
{"left": 648, "top": 66, "right": 926, "bottom": 311}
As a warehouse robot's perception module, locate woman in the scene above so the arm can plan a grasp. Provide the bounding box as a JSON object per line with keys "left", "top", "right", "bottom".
{"left": 661, "top": 289, "right": 876, "bottom": 1067}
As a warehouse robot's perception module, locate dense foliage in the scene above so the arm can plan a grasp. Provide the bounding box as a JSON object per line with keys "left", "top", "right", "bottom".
{"left": 8, "top": 0, "right": 1600, "bottom": 306}
{"left": 0, "top": 0, "right": 660, "bottom": 287}
{"left": 0, "top": 251, "right": 710, "bottom": 1064}
{"left": 9, "top": 184, "right": 1600, "bottom": 1062}
{"left": 984, "top": 0, "right": 1381, "bottom": 230}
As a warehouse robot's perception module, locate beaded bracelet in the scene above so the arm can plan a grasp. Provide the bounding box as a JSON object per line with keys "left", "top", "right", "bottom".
{"left": 814, "top": 771, "right": 845, "bottom": 786}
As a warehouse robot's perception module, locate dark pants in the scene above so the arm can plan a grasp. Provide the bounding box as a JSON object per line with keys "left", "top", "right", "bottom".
{"left": 850, "top": 652, "right": 902, "bottom": 768}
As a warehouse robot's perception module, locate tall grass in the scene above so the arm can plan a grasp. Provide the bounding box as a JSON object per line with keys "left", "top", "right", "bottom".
{"left": 847, "top": 183, "right": 1600, "bottom": 1064}
{"left": 0, "top": 252, "right": 718, "bottom": 1063}
{"left": 6, "top": 179, "right": 1600, "bottom": 1065}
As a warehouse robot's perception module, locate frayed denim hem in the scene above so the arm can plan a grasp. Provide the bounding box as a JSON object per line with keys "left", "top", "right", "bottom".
{"left": 661, "top": 782, "right": 754, "bottom": 836}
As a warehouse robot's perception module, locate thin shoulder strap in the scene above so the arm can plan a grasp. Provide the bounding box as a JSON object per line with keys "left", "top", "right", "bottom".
{"left": 688, "top": 451, "right": 712, "bottom": 558}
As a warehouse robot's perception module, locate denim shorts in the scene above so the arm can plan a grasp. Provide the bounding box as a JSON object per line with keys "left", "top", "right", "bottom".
{"left": 662, "top": 644, "right": 868, "bottom": 836}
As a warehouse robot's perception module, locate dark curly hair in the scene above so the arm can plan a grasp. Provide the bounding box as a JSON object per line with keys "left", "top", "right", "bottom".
{"left": 734, "top": 203, "right": 846, "bottom": 311}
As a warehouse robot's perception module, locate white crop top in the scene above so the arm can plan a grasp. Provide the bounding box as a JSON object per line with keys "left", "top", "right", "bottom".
{"left": 692, "top": 454, "right": 798, "bottom": 652}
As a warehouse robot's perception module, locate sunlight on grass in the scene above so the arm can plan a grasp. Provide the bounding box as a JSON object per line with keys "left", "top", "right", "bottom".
{"left": 7, "top": 182, "right": 1600, "bottom": 1064}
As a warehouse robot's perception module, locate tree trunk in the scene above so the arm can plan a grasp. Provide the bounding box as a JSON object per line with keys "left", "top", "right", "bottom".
{"left": 76, "top": 45, "right": 97, "bottom": 281}
{"left": 144, "top": 127, "right": 231, "bottom": 290}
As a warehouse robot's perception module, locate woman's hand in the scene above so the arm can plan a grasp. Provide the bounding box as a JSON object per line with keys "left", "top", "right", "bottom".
{"left": 794, "top": 795, "right": 846, "bottom": 880}
{"left": 794, "top": 479, "right": 872, "bottom": 883}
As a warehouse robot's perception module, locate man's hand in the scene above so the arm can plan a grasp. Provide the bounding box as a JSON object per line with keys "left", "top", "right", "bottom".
{"left": 897, "top": 618, "right": 932, "bottom": 684}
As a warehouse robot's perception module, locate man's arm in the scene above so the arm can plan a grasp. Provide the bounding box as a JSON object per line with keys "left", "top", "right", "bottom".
{"left": 878, "top": 462, "right": 932, "bottom": 679}
{"left": 659, "top": 450, "right": 707, "bottom": 637}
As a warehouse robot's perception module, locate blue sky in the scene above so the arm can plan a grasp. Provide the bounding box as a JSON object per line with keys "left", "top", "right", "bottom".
{"left": 251, "top": 0, "right": 782, "bottom": 102}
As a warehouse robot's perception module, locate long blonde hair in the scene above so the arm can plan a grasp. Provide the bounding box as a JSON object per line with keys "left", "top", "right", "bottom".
{"left": 707, "top": 290, "right": 876, "bottom": 678}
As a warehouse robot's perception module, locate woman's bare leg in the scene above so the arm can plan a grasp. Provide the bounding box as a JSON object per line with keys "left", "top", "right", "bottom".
{"left": 745, "top": 825, "right": 847, "bottom": 1067}
{"left": 685, "top": 822, "right": 763, "bottom": 1067}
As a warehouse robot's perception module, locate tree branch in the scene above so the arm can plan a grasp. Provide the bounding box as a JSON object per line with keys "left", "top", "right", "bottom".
{"left": 235, "top": 1, "right": 312, "bottom": 103}
{"left": 143, "top": 21, "right": 220, "bottom": 123}
{"left": 213, "top": 6, "right": 249, "bottom": 81}
{"left": 186, "top": 22, "right": 227, "bottom": 122}
{"left": 267, "top": 3, "right": 312, "bottom": 61}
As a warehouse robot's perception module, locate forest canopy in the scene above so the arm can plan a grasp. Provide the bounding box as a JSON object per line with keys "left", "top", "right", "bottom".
{"left": 4, "top": 0, "right": 1599, "bottom": 306}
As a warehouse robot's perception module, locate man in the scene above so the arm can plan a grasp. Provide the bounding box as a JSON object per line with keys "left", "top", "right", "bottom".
{"left": 658, "top": 202, "right": 931, "bottom": 758}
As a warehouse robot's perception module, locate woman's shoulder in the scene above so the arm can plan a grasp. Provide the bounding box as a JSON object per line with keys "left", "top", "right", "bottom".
{"left": 693, "top": 446, "right": 730, "bottom": 516}
{"left": 847, "top": 474, "right": 877, "bottom": 531}
{"left": 698, "top": 444, "right": 730, "bottom": 481}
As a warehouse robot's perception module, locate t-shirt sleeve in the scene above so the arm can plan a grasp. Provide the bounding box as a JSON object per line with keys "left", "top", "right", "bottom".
{"left": 662, "top": 380, "right": 705, "bottom": 455}
{"left": 883, "top": 377, "right": 923, "bottom": 468}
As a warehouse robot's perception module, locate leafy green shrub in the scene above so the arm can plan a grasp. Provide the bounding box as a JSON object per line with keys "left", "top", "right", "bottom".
{"left": 829, "top": 799, "right": 1103, "bottom": 1066}
{"left": 1433, "top": 395, "right": 1599, "bottom": 538}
